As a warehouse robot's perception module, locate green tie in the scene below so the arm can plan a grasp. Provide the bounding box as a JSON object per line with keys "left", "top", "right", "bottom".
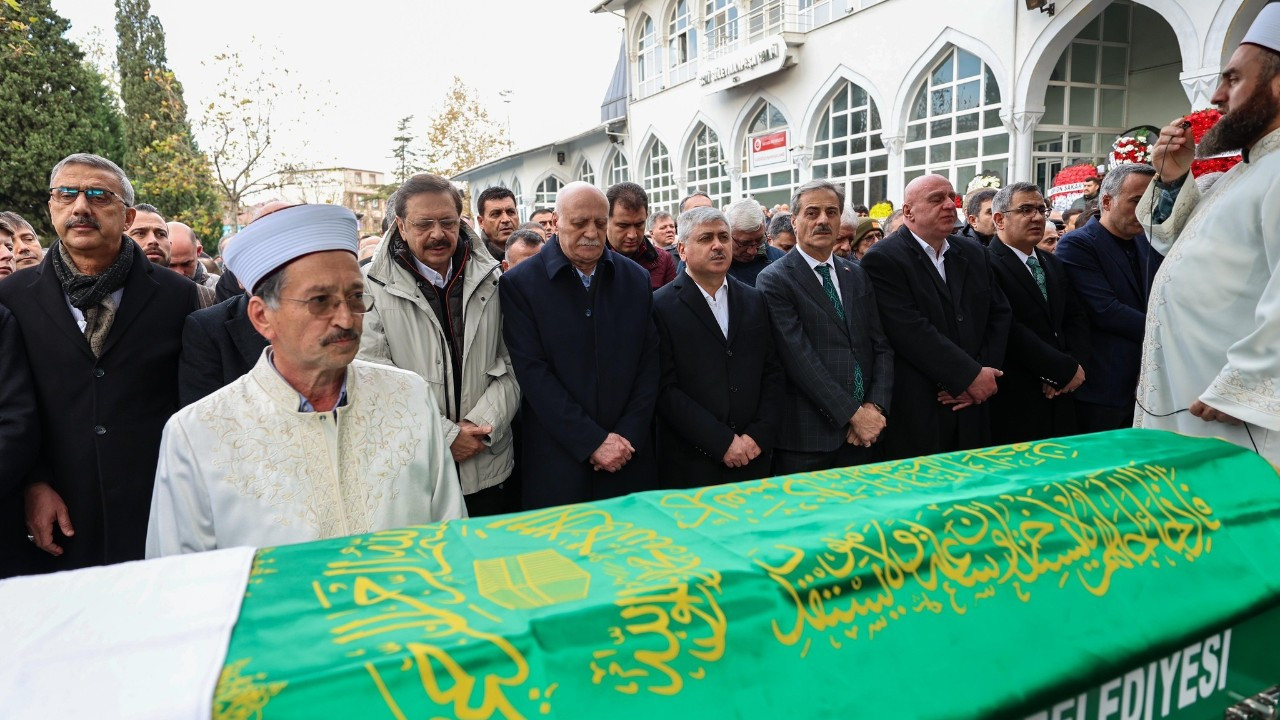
{"left": 816, "top": 264, "right": 845, "bottom": 322}
{"left": 816, "top": 264, "right": 865, "bottom": 404}
{"left": 1026, "top": 255, "right": 1048, "bottom": 302}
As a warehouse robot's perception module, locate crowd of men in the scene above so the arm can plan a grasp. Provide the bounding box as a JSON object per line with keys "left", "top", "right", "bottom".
{"left": 2, "top": 10, "right": 1279, "bottom": 578}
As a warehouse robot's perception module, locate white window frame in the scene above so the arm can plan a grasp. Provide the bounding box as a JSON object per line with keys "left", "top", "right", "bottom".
{"left": 685, "top": 124, "right": 731, "bottom": 209}
{"left": 902, "top": 47, "right": 1009, "bottom": 193}
{"left": 812, "top": 80, "right": 890, "bottom": 209}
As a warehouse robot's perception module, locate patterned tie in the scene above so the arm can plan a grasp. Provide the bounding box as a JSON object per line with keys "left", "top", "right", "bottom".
{"left": 815, "top": 265, "right": 845, "bottom": 322}
{"left": 1026, "top": 255, "right": 1048, "bottom": 302}
{"left": 816, "top": 264, "right": 865, "bottom": 404}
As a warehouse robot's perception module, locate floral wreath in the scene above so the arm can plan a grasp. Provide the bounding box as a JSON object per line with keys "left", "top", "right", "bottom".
{"left": 1185, "top": 109, "right": 1244, "bottom": 176}
{"left": 1047, "top": 163, "right": 1100, "bottom": 212}
{"left": 868, "top": 201, "right": 894, "bottom": 220}
{"left": 1110, "top": 131, "right": 1154, "bottom": 166}
{"left": 965, "top": 174, "right": 1002, "bottom": 194}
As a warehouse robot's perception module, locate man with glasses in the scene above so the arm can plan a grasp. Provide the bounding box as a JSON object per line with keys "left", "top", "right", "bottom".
{"left": 1056, "top": 163, "right": 1162, "bottom": 432}
{"left": 0, "top": 153, "right": 200, "bottom": 574}
{"left": 987, "top": 183, "right": 1090, "bottom": 444}
{"left": 710, "top": 198, "right": 782, "bottom": 286}
{"left": 359, "top": 173, "right": 519, "bottom": 517}
{"left": 145, "top": 203, "right": 464, "bottom": 556}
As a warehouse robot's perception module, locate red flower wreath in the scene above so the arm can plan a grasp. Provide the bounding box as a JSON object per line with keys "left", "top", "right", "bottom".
{"left": 1047, "top": 163, "right": 1100, "bottom": 211}
{"left": 1185, "top": 109, "right": 1243, "bottom": 176}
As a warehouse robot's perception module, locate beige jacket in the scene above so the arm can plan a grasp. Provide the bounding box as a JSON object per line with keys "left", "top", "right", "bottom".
{"left": 358, "top": 225, "right": 518, "bottom": 495}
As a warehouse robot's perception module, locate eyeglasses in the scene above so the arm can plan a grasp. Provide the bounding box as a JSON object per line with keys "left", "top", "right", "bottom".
{"left": 407, "top": 217, "right": 459, "bottom": 233}
{"left": 49, "top": 187, "right": 124, "bottom": 207}
{"left": 1008, "top": 204, "right": 1049, "bottom": 218}
{"left": 280, "top": 292, "right": 375, "bottom": 316}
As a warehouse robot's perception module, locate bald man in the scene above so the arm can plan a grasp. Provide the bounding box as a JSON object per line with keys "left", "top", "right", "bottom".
{"left": 167, "top": 222, "right": 218, "bottom": 287}
{"left": 860, "top": 174, "right": 1011, "bottom": 460}
{"left": 500, "top": 181, "right": 659, "bottom": 508}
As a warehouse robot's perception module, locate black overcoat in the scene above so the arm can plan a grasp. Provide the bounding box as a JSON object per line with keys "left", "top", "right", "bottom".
{"left": 500, "top": 239, "right": 659, "bottom": 508}
{"left": 0, "top": 242, "right": 198, "bottom": 571}
{"left": 860, "top": 227, "right": 1011, "bottom": 459}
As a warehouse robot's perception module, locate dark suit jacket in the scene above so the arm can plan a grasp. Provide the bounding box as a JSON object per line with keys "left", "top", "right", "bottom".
{"left": 756, "top": 248, "right": 893, "bottom": 454}
{"left": 860, "top": 227, "right": 1011, "bottom": 459}
{"left": 0, "top": 303, "right": 40, "bottom": 577}
{"left": 0, "top": 242, "right": 199, "bottom": 572}
{"left": 178, "top": 294, "right": 268, "bottom": 406}
{"left": 500, "top": 238, "right": 659, "bottom": 509}
{"left": 1055, "top": 217, "right": 1162, "bottom": 408}
{"left": 987, "top": 240, "right": 1091, "bottom": 444}
{"left": 653, "top": 273, "right": 784, "bottom": 488}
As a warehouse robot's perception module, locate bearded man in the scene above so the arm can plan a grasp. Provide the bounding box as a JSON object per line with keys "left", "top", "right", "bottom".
{"left": 1136, "top": 5, "right": 1280, "bottom": 461}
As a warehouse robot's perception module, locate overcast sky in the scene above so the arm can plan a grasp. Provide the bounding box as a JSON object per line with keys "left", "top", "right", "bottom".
{"left": 51, "top": 0, "right": 625, "bottom": 177}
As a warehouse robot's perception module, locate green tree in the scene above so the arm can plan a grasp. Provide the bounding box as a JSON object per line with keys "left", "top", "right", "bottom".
{"left": 422, "top": 77, "right": 513, "bottom": 179}
{"left": 390, "top": 115, "right": 421, "bottom": 184}
{"left": 0, "top": 0, "right": 126, "bottom": 241}
{"left": 115, "top": 0, "right": 222, "bottom": 243}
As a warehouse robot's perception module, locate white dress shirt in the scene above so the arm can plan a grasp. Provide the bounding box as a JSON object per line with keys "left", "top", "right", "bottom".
{"left": 1005, "top": 243, "right": 1039, "bottom": 280}
{"left": 689, "top": 270, "right": 729, "bottom": 338}
{"left": 794, "top": 245, "right": 841, "bottom": 302}
{"left": 64, "top": 288, "right": 125, "bottom": 332}
{"left": 411, "top": 256, "right": 453, "bottom": 288}
{"left": 911, "top": 230, "right": 950, "bottom": 282}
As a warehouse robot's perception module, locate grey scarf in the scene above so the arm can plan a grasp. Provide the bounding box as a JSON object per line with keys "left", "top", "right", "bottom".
{"left": 51, "top": 238, "right": 133, "bottom": 356}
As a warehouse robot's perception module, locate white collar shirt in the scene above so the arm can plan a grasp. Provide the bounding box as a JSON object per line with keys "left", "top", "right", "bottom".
{"left": 64, "top": 288, "right": 125, "bottom": 333}
{"left": 911, "top": 230, "right": 950, "bottom": 282}
{"left": 1005, "top": 242, "right": 1039, "bottom": 280}
{"left": 794, "top": 245, "right": 842, "bottom": 303}
{"left": 689, "top": 270, "right": 729, "bottom": 338}
{"left": 411, "top": 256, "right": 453, "bottom": 289}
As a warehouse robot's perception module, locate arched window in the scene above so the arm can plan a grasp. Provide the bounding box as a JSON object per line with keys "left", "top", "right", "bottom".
{"left": 705, "top": 0, "right": 738, "bottom": 52}
{"left": 668, "top": 0, "right": 698, "bottom": 85}
{"left": 740, "top": 102, "right": 797, "bottom": 210}
{"left": 903, "top": 47, "right": 1008, "bottom": 192}
{"left": 1034, "top": 2, "right": 1132, "bottom": 194}
{"left": 642, "top": 138, "right": 678, "bottom": 215}
{"left": 685, "top": 123, "right": 730, "bottom": 209}
{"left": 812, "top": 80, "right": 889, "bottom": 208}
{"left": 534, "top": 176, "right": 563, "bottom": 212}
{"left": 606, "top": 150, "right": 630, "bottom": 185}
{"left": 578, "top": 158, "right": 596, "bottom": 186}
{"left": 636, "top": 15, "right": 661, "bottom": 98}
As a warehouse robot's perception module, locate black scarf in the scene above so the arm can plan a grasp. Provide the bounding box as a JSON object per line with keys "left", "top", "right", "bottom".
{"left": 51, "top": 237, "right": 134, "bottom": 310}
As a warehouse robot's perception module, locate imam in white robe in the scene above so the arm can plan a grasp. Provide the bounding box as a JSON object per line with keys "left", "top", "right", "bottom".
{"left": 1135, "top": 127, "right": 1280, "bottom": 461}
{"left": 145, "top": 350, "right": 465, "bottom": 557}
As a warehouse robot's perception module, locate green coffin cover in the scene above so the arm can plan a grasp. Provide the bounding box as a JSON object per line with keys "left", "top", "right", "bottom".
{"left": 212, "top": 429, "right": 1280, "bottom": 719}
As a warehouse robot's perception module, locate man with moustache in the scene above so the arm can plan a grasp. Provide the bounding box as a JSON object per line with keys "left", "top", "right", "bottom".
{"left": 605, "top": 182, "right": 675, "bottom": 290}
{"left": 0, "top": 154, "right": 199, "bottom": 572}
{"left": 0, "top": 219, "right": 15, "bottom": 281}
{"left": 0, "top": 212, "right": 44, "bottom": 270}
{"left": 476, "top": 186, "right": 520, "bottom": 262}
{"left": 860, "top": 174, "right": 1011, "bottom": 460}
{"left": 500, "top": 182, "right": 659, "bottom": 508}
{"left": 1135, "top": 5, "right": 1280, "bottom": 461}
{"left": 756, "top": 180, "right": 893, "bottom": 474}
{"left": 146, "top": 203, "right": 465, "bottom": 556}
{"left": 653, "top": 206, "right": 784, "bottom": 488}
{"left": 359, "top": 173, "right": 519, "bottom": 517}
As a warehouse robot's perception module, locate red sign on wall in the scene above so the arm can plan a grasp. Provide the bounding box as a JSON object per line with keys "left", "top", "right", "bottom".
{"left": 750, "top": 129, "right": 789, "bottom": 170}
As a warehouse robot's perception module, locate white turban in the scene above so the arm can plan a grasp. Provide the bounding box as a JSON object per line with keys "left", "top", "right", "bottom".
{"left": 1243, "top": 4, "right": 1280, "bottom": 55}
{"left": 224, "top": 204, "right": 359, "bottom": 293}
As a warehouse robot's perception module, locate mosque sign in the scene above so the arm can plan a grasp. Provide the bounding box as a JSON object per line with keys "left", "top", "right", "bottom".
{"left": 698, "top": 35, "right": 788, "bottom": 91}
